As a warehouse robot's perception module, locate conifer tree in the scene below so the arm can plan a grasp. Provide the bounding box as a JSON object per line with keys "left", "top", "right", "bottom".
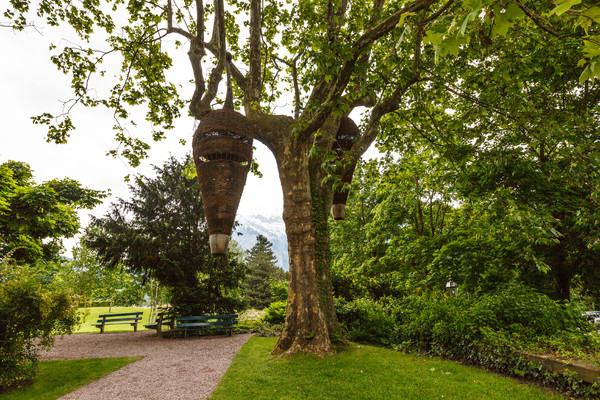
{"left": 244, "top": 235, "right": 286, "bottom": 309}
{"left": 85, "top": 155, "right": 246, "bottom": 314}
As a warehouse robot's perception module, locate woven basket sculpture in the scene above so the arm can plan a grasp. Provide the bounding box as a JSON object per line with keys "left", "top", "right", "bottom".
{"left": 331, "top": 117, "right": 359, "bottom": 220}
{"left": 193, "top": 109, "right": 254, "bottom": 254}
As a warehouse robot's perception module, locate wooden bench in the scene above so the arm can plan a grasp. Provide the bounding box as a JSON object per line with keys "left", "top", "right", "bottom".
{"left": 176, "top": 314, "right": 238, "bottom": 338}
{"left": 94, "top": 312, "right": 143, "bottom": 333}
{"left": 144, "top": 311, "right": 176, "bottom": 337}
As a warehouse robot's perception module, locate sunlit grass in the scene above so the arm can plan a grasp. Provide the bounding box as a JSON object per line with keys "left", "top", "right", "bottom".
{"left": 0, "top": 357, "right": 141, "bottom": 400}
{"left": 75, "top": 307, "right": 152, "bottom": 333}
{"left": 210, "top": 337, "right": 562, "bottom": 400}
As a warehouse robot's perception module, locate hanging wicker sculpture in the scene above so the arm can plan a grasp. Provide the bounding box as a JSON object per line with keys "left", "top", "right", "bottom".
{"left": 331, "top": 116, "right": 359, "bottom": 220}
{"left": 193, "top": 109, "right": 254, "bottom": 254}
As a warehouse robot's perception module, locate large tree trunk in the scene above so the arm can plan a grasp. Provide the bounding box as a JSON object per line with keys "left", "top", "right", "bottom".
{"left": 271, "top": 140, "right": 335, "bottom": 357}
{"left": 309, "top": 153, "right": 343, "bottom": 344}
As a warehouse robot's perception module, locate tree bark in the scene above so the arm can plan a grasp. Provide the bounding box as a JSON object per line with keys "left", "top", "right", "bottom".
{"left": 270, "top": 139, "right": 334, "bottom": 357}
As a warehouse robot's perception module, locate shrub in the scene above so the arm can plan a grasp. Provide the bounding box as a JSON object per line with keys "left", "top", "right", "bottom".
{"left": 391, "top": 285, "right": 600, "bottom": 398}
{"left": 0, "top": 261, "right": 78, "bottom": 392}
{"left": 335, "top": 297, "right": 396, "bottom": 345}
{"left": 270, "top": 280, "right": 288, "bottom": 303}
{"left": 332, "top": 285, "right": 600, "bottom": 398}
{"left": 261, "top": 301, "right": 286, "bottom": 325}
{"left": 393, "top": 285, "right": 597, "bottom": 359}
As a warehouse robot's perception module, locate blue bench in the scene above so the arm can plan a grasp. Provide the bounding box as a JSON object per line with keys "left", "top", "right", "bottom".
{"left": 94, "top": 312, "right": 143, "bottom": 333}
{"left": 176, "top": 314, "right": 238, "bottom": 338}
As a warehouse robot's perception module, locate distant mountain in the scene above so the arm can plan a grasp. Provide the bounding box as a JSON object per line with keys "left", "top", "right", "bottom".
{"left": 233, "top": 214, "right": 289, "bottom": 270}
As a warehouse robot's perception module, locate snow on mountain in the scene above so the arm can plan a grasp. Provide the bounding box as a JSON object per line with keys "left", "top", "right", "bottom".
{"left": 233, "top": 214, "right": 289, "bottom": 270}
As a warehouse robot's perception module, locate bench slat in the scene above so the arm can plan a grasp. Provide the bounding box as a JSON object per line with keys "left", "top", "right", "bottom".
{"left": 173, "top": 314, "right": 239, "bottom": 337}
{"left": 98, "top": 312, "right": 143, "bottom": 318}
{"left": 177, "top": 321, "right": 237, "bottom": 328}
{"left": 177, "top": 314, "right": 237, "bottom": 322}
{"left": 96, "top": 317, "right": 142, "bottom": 323}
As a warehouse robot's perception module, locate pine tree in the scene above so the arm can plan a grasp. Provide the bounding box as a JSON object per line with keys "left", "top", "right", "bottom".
{"left": 244, "top": 235, "right": 286, "bottom": 309}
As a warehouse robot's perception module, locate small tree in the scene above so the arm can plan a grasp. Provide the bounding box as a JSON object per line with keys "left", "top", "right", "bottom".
{"left": 244, "top": 235, "right": 286, "bottom": 309}
{"left": 60, "top": 244, "right": 146, "bottom": 310}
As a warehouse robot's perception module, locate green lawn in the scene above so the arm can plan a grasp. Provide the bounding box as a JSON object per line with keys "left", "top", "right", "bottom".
{"left": 210, "top": 337, "right": 563, "bottom": 400}
{"left": 75, "top": 307, "right": 152, "bottom": 333}
{"left": 0, "top": 357, "right": 141, "bottom": 400}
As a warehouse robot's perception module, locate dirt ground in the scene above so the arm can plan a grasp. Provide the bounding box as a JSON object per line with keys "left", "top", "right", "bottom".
{"left": 41, "top": 331, "right": 252, "bottom": 400}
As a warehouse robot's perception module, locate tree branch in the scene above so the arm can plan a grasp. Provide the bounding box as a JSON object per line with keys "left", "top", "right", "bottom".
{"left": 166, "top": 0, "right": 194, "bottom": 40}
{"left": 188, "top": 0, "right": 228, "bottom": 118}
{"left": 327, "top": 0, "right": 349, "bottom": 44}
{"left": 273, "top": 50, "right": 305, "bottom": 118}
{"left": 247, "top": 0, "right": 262, "bottom": 110}
{"left": 297, "top": 0, "right": 441, "bottom": 140}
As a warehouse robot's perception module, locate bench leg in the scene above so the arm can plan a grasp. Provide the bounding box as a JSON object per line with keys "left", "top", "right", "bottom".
{"left": 133, "top": 323, "right": 138, "bottom": 332}
{"left": 100, "top": 325, "right": 105, "bottom": 334}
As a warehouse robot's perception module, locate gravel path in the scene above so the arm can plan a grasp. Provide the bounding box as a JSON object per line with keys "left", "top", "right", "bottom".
{"left": 41, "top": 331, "right": 252, "bottom": 400}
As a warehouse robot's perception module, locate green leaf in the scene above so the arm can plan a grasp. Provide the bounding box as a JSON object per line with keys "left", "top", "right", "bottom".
{"left": 583, "top": 6, "right": 600, "bottom": 23}
{"left": 460, "top": 11, "right": 479, "bottom": 36}
{"left": 424, "top": 30, "right": 444, "bottom": 46}
{"left": 398, "top": 26, "right": 412, "bottom": 44}
{"left": 583, "top": 39, "right": 600, "bottom": 58}
{"left": 549, "top": 0, "right": 581, "bottom": 16}
{"left": 579, "top": 65, "right": 593, "bottom": 84}
{"left": 505, "top": 1, "right": 525, "bottom": 20}
{"left": 591, "top": 61, "right": 600, "bottom": 78}
{"left": 491, "top": 8, "right": 515, "bottom": 37}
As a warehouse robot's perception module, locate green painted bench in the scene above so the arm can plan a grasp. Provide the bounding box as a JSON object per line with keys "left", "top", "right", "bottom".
{"left": 176, "top": 314, "right": 238, "bottom": 338}
{"left": 144, "top": 311, "right": 176, "bottom": 337}
{"left": 94, "top": 312, "right": 143, "bottom": 333}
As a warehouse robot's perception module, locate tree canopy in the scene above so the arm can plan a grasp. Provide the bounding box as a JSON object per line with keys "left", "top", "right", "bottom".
{"left": 0, "top": 161, "right": 105, "bottom": 264}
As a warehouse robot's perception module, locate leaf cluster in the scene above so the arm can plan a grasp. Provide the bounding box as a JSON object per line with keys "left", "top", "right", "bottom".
{"left": 0, "top": 161, "right": 105, "bottom": 264}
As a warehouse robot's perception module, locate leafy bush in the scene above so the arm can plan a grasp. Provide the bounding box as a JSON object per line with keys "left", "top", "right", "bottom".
{"left": 261, "top": 301, "right": 286, "bottom": 325}
{"left": 393, "top": 285, "right": 597, "bottom": 359}
{"left": 270, "top": 280, "right": 288, "bottom": 303}
{"left": 0, "top": 261, "right": 78, "bottom": 392}
{"left": 335, "top": 297, "right": 396, "bottom": 345}
{"left": 334, "top": 285, "right": 600, "bottom": 398}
